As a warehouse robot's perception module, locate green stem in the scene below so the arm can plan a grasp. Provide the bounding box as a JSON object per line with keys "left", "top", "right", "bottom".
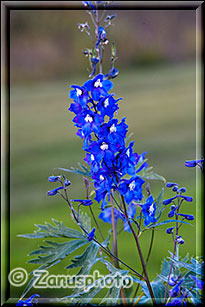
{"left": 121, "top": 195, "right": 156, "bottom": 305}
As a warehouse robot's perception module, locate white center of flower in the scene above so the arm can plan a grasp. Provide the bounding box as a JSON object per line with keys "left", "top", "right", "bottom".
{"left": 126, "top": 149, "right": 130, "bottom": 157}
{"left": 91, "top": 154, "right": 95, "bottom": 161}
{"left": 129, "top": 181, "right": 135, "bottom": 191}
{"left": 94, "top": 79, "right": 102, "bottom": 88}
{"left": 100, "top": 142, "right": 108, "bottom": 151}
{"left": 100, "top": 175, "right": 105, "bottom": 181}
{"left": 104, "top": 98, "right": 109, "bottom": 108}
{"left": 76, "top": 88, "right": 82, "bottom": 97}
{"left": 85, "top": 114, "right": 93, "bottom": 123}
{"left": 149, "top": 204, "right": 155, "bottom": 215}
{"left": 110, "top": 124, "right": 117, "bottom": 133}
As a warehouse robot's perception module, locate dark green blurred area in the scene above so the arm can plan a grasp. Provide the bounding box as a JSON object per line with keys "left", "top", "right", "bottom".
{"left": 8, "top": 7, "right": 201, "bottom": 301}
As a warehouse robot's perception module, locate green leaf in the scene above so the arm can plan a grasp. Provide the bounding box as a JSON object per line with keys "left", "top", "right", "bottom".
{"left": 142, "top": 168, "right": 166, "bottom": 183}
{"left": 167, "top": 255, "right": 204, "bottom": 276}
{"left": 28, "top": 239, "right": 88, "bottom": 265}
{"left": 18, "top": 219, "right": 86, "bottom": 240}
{"left": 58, "top": 165, "right": 91, "bottom": 177}
{"left": 66, "top": 242, "right": 99, "bottom": 276}
{"left": 77, "top": 210, "right": 92, "bottom": 233}
{"left": 141, "top": 278, "right": 168, "bottom": 304}
{"left": 145, "top": 219, "right": 191, "bottom": 230}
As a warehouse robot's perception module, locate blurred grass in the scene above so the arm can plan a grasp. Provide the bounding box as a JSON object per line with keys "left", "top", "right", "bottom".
{"left": 9, "top": 62, "right": 200, "bottom": 299}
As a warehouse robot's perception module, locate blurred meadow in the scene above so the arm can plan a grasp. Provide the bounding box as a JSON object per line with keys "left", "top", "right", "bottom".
{"left": 8, "top": 6, "right": 201, "bottom": 300}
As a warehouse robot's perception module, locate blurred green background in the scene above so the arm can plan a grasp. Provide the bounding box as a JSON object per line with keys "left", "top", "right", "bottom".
{"left": 8, "top": 6, "right": 201, "bottom": 300}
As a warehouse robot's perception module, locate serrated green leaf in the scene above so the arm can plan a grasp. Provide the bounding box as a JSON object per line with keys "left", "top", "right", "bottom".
{"left": 77, "top": 210, "right": 91, "bottom": 233}
{"left": 67, "top": 242, "right": 99, "bottom": 276}
{"left": 18, "top": 219, "right": 86, "bottom": 240}
{"left": 28, "top": 239, "right": 88, "bottom": 265}
{"left": 141, "top": 278, "right": 168, "bottom": 303}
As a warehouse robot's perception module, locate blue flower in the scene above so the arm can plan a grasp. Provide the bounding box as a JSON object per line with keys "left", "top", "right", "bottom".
{"left": 166, "top": 297, "right": 183, "bottom": 306}
{"left": 105, "top": 67, "right": 119, "bottom": 79}
{"left": 166, "top": 182, "right": 179, "bottom": 188}
{"left": 96, "top": 27, "right": 107, "bottom": 49}
{"left": 185, "top": 159, "right": 204, "bottom": 168}
{"left": 48, "top": 176, "right": 61, "bottom": 182}
{"left": 87, "top": 227, "right": 95, "bottom": 241}
{"left": 178, "top": 213, "right": 194, "bottom": 220}
{"left": 118, "top": 175, "right": 145, "bottom": 204}
{"left": 97, "top": 95, "right": 120, "bottom": 119}
{"left": 85, "top": 139, "right": 116, "bottom": 167}
{"left": 47, "top": 186, "right": 65, "bottom": 196}
{"left": 16, "top": 294, "right": 40, "bottom": 306}
{"left": 99, "top": 207, "right": 123, "bottom": 224}
{"left": 189, "top": 274, "right": 204, "bottom": 290}
{"left": 64, "top": 179, "right": 71, "bottom": 187}
{"left": 122, "top": 203, "right": 137, "bottom": 232}
{"left": 166, "top": 226, "right": 175, "bottom": 234}
{"left": 99, "top": 118, "right": 128, "bottom": 149}
{"left": 115, "top": 142, "right": 141, "bottom": 176}
{"left": 84, "top": 152, "right": 100, "bottom": 172}
{"left": 69, "top": 85, "right": 89, "bottom": 107}
{"left": 142, "top": 195, "right": 157, "bottom": 226}
{"left": 169, "top": 277, "right": 184, "bottom": 297}
{"left": 83, "top": 74, "right": 113, "bottom": 101}
{"left": 168, "top": 206, "right": 178, "bottom": 218}
{"left": 71, "top": 199, "right": 93, "bottom": 206}
{"left": 73, "top": 110, "right": 103, "bottom": 137}
{"left": 99, "top": 203, "right": 136, "bottom": 233}
{"left": 163, "top": 196, "right": 177, "bottom": 205}
{"left": 176, "top": 235, "right": 184, "bottom": 244}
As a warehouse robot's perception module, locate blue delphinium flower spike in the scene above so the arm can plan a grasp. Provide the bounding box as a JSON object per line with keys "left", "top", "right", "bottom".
{"left": 142, "top": 195, "right": 157, "bottom": 226}
{"left": 87, "top": 227, "right": 95, "bottom": 241}
{"left": 16, "top": 294, "right": 40, "bottom": 306}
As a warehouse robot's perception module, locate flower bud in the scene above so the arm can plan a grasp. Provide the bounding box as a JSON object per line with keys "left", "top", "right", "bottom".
{"left": 176, "top": 236, "right": 184, "bottom": 244}
{"left": 178, "top": 213, "right": 194, "bottom": 220}
{"left": 166, "top": 226, "right": 175, "bottom": 234}
{"left": 47, "top": 186, "right": 64, "bottom": 196}
{"left": 64, "top": 179, "right": 71, "bottom": 187}
{"left": 166, "top": 182, "right": 179, "bottom": 188}
{"left": 87, "top": 227, "right": 95, "bottom": 241}
{"left": 172, "top": 185, "right": 178, "bottom": 192}
{"left": 48, "top": 176, "right": 61, "bottom": 182}
{"left": 177, "top": 187, "right": 186, "bottom": 194}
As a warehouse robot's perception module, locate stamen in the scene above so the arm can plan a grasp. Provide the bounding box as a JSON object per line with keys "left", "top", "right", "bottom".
{"left": 84, "top": 114, "right": 93, "bottom": 123}
{"left": 100, "top": 142, "right": 108, "bottom": 151}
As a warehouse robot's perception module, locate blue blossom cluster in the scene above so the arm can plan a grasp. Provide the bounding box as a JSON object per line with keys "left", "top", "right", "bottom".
{"left": 68, "top": 74, "right": 156, "bottom": 230}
